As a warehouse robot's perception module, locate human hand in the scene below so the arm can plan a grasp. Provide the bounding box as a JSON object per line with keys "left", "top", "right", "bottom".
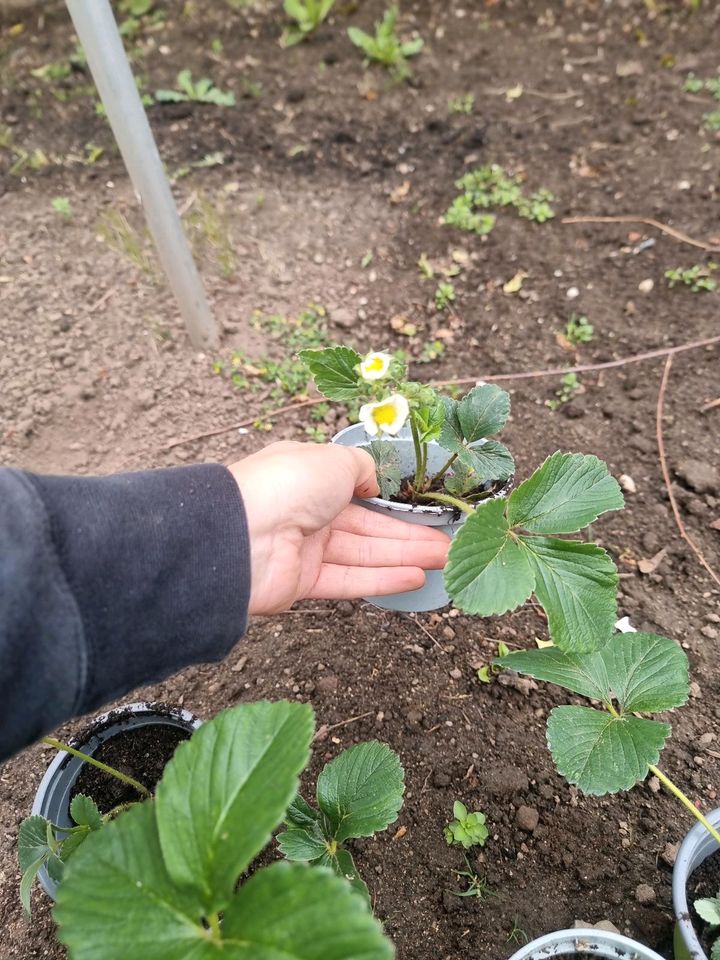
{"left": 228, "top": 441, "right": 450, "bottom": 615}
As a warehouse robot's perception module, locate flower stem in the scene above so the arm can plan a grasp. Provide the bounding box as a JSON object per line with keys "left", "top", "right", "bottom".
{"left": 410, "top": 418, "right": 425, "bottom": 489}
{"left": 42, "top": 737, "right": 152, "bottom": 800}
{"left": 415, "top": 491, "right": 474, "bottom": 515}
{"left": 648, "top": 765, "right": 720, "bottom": 846}
{"left": 432, "top": 452, "right": 458, "bottom": 485}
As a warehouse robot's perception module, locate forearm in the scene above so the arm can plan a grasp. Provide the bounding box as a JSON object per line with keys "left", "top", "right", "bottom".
{"left": 0, "top": 465, "right": 250, "bottom": 761}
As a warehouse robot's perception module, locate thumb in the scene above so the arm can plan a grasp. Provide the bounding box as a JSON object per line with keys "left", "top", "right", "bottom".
{"left": 345, "top": 446, "right": 380, "bottom": 499}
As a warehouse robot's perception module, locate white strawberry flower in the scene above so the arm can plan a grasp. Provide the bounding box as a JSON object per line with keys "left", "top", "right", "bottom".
{"left": 359, "top": 351, "right": 393, "bottom": 381}
{"left": 359, "top": 394, "right": 410, "bottom": 437}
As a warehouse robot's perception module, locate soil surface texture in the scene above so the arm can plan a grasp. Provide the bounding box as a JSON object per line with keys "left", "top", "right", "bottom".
{"left": 1, "top": 1, "right": 719, "bottom": 959}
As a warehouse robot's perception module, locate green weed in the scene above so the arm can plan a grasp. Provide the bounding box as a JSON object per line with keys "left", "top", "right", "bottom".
{"left": 449, "top": 93, "right": 475, "bottom": 115}
{"left": 348, "top": 6, "right": 423, "bottom": 82}
{"left": 186, "top": 194, "right": 236, "bottom": 278}
{"left": 96, "top": 208, "right": 158, "bottom": 279}
{"left": 665, "top": 262, "right": 717, "bottom": 292}
{"left": 443, "top": 164, "right": 554, "bottom": 236}
{"left": 435, "top": 281, "right": 456, "bottom": 311}
{"left": 546, "top": 372, "right": 581, "bottom": 410}
{"left": 282, "top": 0, "right": 335, "bottom": 47}
{"left": 51, "top": 197, "right": 72, "bottom": 220}
{"left": 155, "top": 70, "right": 235, "bottom": 106}
{"left": 563, "top": 313, "right": 594, "bottom": 346}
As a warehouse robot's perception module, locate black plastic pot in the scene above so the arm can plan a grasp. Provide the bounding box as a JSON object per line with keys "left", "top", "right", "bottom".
{"left": 31, "top": 701, "right": 200, "bottom": 899}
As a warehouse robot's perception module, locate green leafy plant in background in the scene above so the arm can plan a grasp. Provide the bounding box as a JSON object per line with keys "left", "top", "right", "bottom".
{"left": 435, "top": 281, "right": 456, "bottom": 311}
{"left": 155, "top": 69, "right": 235, "bottom": 106}
{"left": 563, "top": 312, "right": 593, "bottom": 346}
{"left": 443, "top": 164, "right": 554, "bottom": 236}
{"left": 282, "top": 0, "right": 336, "bottom": 46}
{"left": 694, "top": 891, "right": 720, "bottom": 960}
{"left": 665, "top": 263, "right": 717, "bottom": 293}
{"left": 51, "top": 197, "right": 72, "bottom": 220}
{"left": 448, "top": 854, "right": 492, "bottom": 899}
{"left": 443, "top": 801, "right": 488, "bottom": 849}
{"left": 495, "top": 632, "right": 720, "bottom": 847}
{"left": 301, "top": 347, "right": 625, "bottom": 654}
{"left": 546, "top": 371, "right": 582, "bottom": 410}
{"left": 449, "top": 93, "right": 475, "bottom": 115}
{"left": 48, "top": 701, "right": 393, "bottom": 960}
{"left": 348, "top": 6, "right": 424, "bottom": 81}
{"left": 278, "top": 741, "right": 404, "bottom": 901}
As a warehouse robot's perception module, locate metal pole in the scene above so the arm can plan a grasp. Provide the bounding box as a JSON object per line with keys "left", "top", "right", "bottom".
{"left": 65, "top": 0, "right": 219, "bottom": 350}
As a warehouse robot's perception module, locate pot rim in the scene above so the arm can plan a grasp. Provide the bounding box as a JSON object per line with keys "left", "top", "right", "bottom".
{"left": 507, "top": 927, "right": 666, "bottom": 960}
{"left": 672, "top": 806, "right": 720, "bottom": 960}
{"left": 331, "top": 423, "right": 513, "bottom": 517}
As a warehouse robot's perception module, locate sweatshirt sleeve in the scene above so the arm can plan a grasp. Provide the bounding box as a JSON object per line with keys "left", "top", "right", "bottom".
{"left": 0, "top": 464, "right": 250, "bottom": 761}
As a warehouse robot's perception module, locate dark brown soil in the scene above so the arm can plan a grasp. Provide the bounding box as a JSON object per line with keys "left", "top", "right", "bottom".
{"left": 70, "top": 725, "right": 190, "bottom": 814}
{"left": 0, "top": 1, "right": 719, "bottom": 959}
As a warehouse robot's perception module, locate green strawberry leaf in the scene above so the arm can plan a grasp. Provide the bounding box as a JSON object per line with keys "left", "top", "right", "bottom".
{"left": 284, "top": 794, "right": 321, "bottom": 830}
{"left": 695, "top": 896, "right": 720, "bottom": 927}
{"left": 600, "top": 632, "right": 689, "bottom": 713}
{"left": 497, "top": 647, "right": 611, "bottom": 703}
{"left": 444, "top": 498, "right": 535, "bottom": 616}
{"left": 222, "top": 862, "right": 392, "bottom": 958}
{"left": 156, "top": 701, "right": 314, "bottom": 915}
{"left": 299, "top": 346, "right": 363, "bottom": 401}
{"left": 547, "top": 706, "right": 670, "bottom": 795}
{"left": 70, "top": 794, "right": 103, "bottom": 831}
{"left": 456, "top": 441, "right": 515, "bottom": 483}
{"left": 519, "top": 537, "right": 618, "bottom": 654}
{"left": 277, "top": 819, "right": 328, "bottom": 862}
{"left": 316, "top": 741, "right": 404, "bottom": 843}
{"left": 318, "top": 848, "right": 371, "bottom": 904}
{"left": 456, "top": 384, "right": 510, "bottom": 442}
{"left": 367, "top": 440, "right": 402, "bottom": 500}
{"left": 19, "top": 815, "right": 52, "bottom": 874}
{"left": 508, "top": 452, "right": 624, "bottom": 534}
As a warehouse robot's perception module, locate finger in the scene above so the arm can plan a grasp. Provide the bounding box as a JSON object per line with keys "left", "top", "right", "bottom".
{"left": 342, "top": 446, "right": 380, "bottom": 499}
{"left": 324, "top": 529, "right": 449, "bottom": 570}
{"left": 308, "top": 564, "right": 426, "bottom": 600}
{"left": 332, "top": 503, "right": 452, "bottom": 542}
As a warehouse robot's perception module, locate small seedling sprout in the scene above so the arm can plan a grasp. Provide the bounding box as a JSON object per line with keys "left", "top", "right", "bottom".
{"left": 443, "top": 801, "right": 489, "bottom": 850}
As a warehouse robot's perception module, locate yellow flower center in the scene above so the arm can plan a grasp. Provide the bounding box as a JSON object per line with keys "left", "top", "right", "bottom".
{"left": 367, "top": 356, "right": 385, "bottom": 373}
{"left": 372, "top": 402, "right": 397, "bottom": 426}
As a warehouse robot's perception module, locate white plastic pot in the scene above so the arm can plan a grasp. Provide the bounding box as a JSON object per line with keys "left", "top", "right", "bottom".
{"left": 672, "top": 808, "right": 720, "bottom": 960}
{"left": 31, "top": 701, "right": 200, "bottom": 899}
{"left": 508, "top": 928, "right": 666, "bottom": 960}
{"left": 332, "top": 423, "right": 511, "bottom": 612}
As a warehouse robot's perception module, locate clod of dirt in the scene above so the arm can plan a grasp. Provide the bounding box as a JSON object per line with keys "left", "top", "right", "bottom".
{"left": 635, "top": 883, "right": 657, "bottom": 905}
{"left": 515, "top": 805, "right": 540, "bottom": 833}
{"left": 675, "top": 458, "right": 718, "bottom": 495}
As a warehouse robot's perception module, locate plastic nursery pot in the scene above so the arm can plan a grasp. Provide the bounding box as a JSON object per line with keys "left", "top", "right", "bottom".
{"left": 507, "top": 928, "right": 667, "bottom": 960}
{"left": 332, "top": 422, "right": 512, "bottom": 613}
{"left": 672, "top": 807, "right": 720, "bottom": 960}
{"left": 31, "top": 701, "right": 201, "bottom": 900}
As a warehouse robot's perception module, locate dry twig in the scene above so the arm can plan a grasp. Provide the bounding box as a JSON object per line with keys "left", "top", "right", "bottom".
{"left": 562, "top": 214, "right": 720, "bottom": 252}
{"left": 656, "top": 356, "right": 720, "bottom": 588}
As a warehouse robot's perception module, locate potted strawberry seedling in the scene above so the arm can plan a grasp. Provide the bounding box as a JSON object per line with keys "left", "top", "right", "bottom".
{"left": 494, "top": 631, "right": 720, "bottom": 958}
{"left": 672, "top": 808, "right": 720, "bottom": 960}
{"left": 20, "top": 701, "right": 200, "bottom": 910}
{"left": 39, "top": 701, "right": 396, "bottom": 960}
{"left": 302, "top": 346, "right": 624, "bottom": 649}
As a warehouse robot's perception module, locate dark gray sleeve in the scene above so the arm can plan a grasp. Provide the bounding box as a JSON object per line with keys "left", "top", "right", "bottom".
{"left": 0, "top": 464, "right": 250, "bottom": 761}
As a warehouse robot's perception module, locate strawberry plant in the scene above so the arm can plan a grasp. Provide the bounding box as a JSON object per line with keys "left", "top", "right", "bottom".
{"left": 278, "top": 741, "right": 404, "bottom": 900}
{"left": 31, "top": 702, "right": 394, "bottom": 960}
{"left": 496, "top": 633, "right": 720, "bottom": 845}
{"left": 301, "top": 346, "right": 625, "bottom": 653}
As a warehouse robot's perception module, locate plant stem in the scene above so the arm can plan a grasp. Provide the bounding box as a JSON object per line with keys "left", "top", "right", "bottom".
{"left": 207, "top": 912, "right": 222, "bottom": 940}
{"left": 41, "top": 737, "right": 152, "bottom": 800}
{"left": 432, "top": 452, "right": 458, "bottom": 485}
{"left": 415, "top": 491, "right": 474, "bottom": 515}
{"left": 410, "top": 418, "right": 425, "bottom": 489}
{"left": 648, "top": 765, "right": 720, "bottom": 846}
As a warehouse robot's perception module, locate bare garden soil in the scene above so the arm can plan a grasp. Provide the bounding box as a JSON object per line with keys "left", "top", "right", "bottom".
{"left": 0, "top": 0, "right": 719, "bottom": 957}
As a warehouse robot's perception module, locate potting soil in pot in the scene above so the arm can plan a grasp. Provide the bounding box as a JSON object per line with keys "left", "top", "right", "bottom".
{"left": 70, "top": 724, "right": 190, "bottom": 813}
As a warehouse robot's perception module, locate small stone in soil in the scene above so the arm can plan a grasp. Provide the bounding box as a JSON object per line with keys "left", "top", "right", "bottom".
{"left": 515, "top": 805, "right": 540, "bottom": 833}
{"left": 635, "top": 883, "right": 656, "bottom": 904}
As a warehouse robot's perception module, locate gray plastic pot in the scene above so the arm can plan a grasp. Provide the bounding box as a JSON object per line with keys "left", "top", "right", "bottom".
{"left": 672, "top": 808, "right": 720, "bottom": 960}
{"left": 332, "top": 423, "right": 512, "bottom": 612}
{"left": 508, "top": 928, "right": 666, "bottom": 960}
{"left": 31, "top": 701, "right": 200, "bottom": 899}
